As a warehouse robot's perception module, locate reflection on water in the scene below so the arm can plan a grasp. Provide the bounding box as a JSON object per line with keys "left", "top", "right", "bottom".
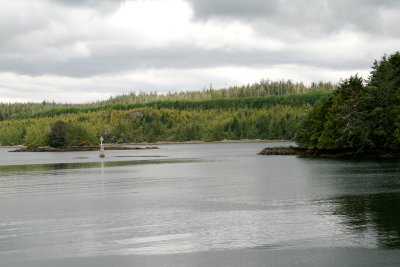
{"left": 331, "top": 192, "right": 400, "bottom": 248}
{"left": 301, "top": 158, "right": 400, "bottom": 249}
{"left": 1, "top": 143, "right": 400, "bottom": 264}
{"left": 0, "top": 158, "right": 197, "bottom": 176}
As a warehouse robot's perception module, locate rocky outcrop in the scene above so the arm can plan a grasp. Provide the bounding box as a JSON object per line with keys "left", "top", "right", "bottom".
{"left": 258, "top": 146, "right": 400, "bottom": 158}
{"left": 257, "top": 146, "right": 307, "bottom": 156}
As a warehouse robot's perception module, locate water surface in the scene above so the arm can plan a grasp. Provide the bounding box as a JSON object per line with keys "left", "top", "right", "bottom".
{"left": 1, "top": 142, "right": 400, "bottom": 266}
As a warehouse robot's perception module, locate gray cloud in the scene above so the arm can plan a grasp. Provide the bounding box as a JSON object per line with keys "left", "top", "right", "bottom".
{"left": 1, "top": 0, "right": 400, "bottom": 102}
{"left": 51, "top": 0, "right": 125, "bottom": 8}
{"left": 1, "top": 0, "right": 398, "bottom": 79}
{"left": 41, "top": 0, "right": 126, "bottom": 14}
{"left": 0, "top": 42, "right": 373, "bottom": 78}
{"left": 188, "top": 0, "right": 400, "bottom": 37}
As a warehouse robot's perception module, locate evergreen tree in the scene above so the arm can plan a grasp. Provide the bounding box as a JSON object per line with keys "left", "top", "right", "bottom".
{"left": 295, "top": 52, "right": 400, "bottom": 150}
{"left": 48, "top": 120, "right": 68, "bottom": 148}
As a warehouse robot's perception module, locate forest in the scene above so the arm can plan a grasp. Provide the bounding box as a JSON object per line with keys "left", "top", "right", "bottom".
{"left": 4, "top": 49, "right": 399, "bottom": 151}
{"left": 296, "top": 51, "right": 400, "bottom": 151}
{"left": 0, "top": 80, "right": 334, "bottom": 120}
{"left": 0, "top": 80, "right": 333, "bottom": 148}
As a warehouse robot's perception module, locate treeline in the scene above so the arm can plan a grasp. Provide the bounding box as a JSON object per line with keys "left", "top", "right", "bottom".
{"left": 0, "top": 106, "right": 309, "bottom": 147}
{"left": 0, "top": 80, "right": 334, "bottom": 121}
{"left": 0, "top": 79, "right": 335, "bottom": 148}
{"left": 106, "top": 80, "right": 335, "bottom": 103}
{"left": 296, "top": 51, "right": 400, "bottom": 150}
{"left": 22, "top": 91, "right": 330, "bottom": 120}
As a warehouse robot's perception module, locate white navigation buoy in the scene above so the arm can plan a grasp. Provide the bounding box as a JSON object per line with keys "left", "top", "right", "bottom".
{"left": 99, "top": 136, "right": 105, "bottom": 158}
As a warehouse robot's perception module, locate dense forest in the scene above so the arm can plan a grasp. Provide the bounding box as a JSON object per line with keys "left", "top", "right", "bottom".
{"left": 0, "top": 80, "right": 333, "bottom": 148}
{"left": 296, "top": 51, "right": 400, "bottom": 151}
{"left": 3, "top": 51, "right": 398, "bottom": 151}
{"left": 0, "top": 80, "right": 334, "bottom": 120}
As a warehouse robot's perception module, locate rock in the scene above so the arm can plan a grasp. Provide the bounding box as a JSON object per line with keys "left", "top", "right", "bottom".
{"left": 258, "top": 146, "right": 400, "bottom": 158}
{"left": 257, "top": 146, "right": 307, "bottom": 156}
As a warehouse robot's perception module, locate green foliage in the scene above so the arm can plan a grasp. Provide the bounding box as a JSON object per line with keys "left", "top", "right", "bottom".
{"left": 25, "top": 120, "right": 51, "bottom": 148}
{"left": 47, "top": 120, "right": 98, "bottom": 148}
{"left": 0, "top": 121, "right": 26, "bottom": 146}
{"left": 48, "top": 120, "right": 68, "bottom": 148}
{"left": 0, "top": 80, "right": 334, "bottom": 147}
{"left": 0, "top": 105, "right": 310, "bottom": 146}
{"left": 296, "top": 52, "right": 400, "bottom": 150}
{"left": 66, "top": 121, "right": 97, "bottom": 147}
{"left": 0, "top": 80, "right": 334, "bottom": 121}
{"left": 295, "top": 101, "right": 328, "bottom": 148}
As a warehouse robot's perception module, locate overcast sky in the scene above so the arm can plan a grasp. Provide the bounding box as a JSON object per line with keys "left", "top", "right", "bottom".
{"left": 1, "top": 0, "right": 399, "bottom": 103}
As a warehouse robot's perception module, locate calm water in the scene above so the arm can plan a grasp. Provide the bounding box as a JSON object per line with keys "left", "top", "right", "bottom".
{"left": 1, "top": 142, "right": 400, "bottom": 266}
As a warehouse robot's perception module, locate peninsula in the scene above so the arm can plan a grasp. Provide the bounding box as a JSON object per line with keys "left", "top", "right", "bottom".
{"left": 260, "top": 52, "right": 400, "bottom": 158}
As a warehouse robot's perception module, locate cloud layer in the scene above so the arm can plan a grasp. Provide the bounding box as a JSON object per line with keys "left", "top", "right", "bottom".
{"left": 1, "top": 0, "right": 399, "bottom": 102}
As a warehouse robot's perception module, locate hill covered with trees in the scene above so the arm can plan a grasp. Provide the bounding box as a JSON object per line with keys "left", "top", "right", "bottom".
{"left": 0, "top": 80, "right": 334, "bottom": 120}
{"left": 0, "top": 80, "right": 333, "bottom": 148}
{"left": 295, "top": 51, "right": 400, "bottom": 152}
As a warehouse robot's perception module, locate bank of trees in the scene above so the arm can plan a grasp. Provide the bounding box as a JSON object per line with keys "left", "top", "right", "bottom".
{"left": 0, "top": 80, "right": 334, "bottom": 148}
{"left": 296, "top": 52, "right": 400, "bottom": 150}
{"left": 4, "top": 51, "right": 396, "bottom": 150}
{"left": 106, "top": 80, "right": 335, "bottom": 104}
{"left": 0, "top": 80, "right": 333, "bottom": 121}
{"left": 0, "top": 106, "right": 308, "bottom": 148}
{"left": 0, "top": 91, "right": 330, "bottom": 120}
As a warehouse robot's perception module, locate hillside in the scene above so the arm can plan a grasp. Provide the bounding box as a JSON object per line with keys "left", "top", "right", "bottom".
{"left": 0, "top": 80, "right": 334, "bottom": 147}
{"left": 0, "top": 80, "right": 334, "bottom": 120}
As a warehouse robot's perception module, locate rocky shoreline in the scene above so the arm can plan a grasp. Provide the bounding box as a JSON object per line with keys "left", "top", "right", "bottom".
{"left": 9, "top": 146, "right": 159, "bottom": 152}
{"left": 257, "top": 146, "right": 307, "bottom": 156}
{"left": 258, "top": 146, "right": 400, "bottom": 158}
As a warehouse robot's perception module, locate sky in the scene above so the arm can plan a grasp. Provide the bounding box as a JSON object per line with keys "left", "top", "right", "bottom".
{"left": 1, "top": 0, "right": 399, "bottom": 103}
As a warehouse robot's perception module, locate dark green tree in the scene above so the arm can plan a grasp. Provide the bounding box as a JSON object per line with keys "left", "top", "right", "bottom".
{"left": 369, "top": 52, "right": 400, "bottom": 148}
{"left": 48, "top": 120, "right": 68, "bottom": 148}
{"left": 296, "top": 52, "right": 400, "bottom": 150}
{"left": 295, "top": 100, "right": 330, "bottom": 148}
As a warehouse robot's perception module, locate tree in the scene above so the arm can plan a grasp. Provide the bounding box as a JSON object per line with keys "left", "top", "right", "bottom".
{"left": 295, "top": 101, "right": 330, "bottom": 148}
{"left": 67, "top": 121, "right": 97, "bottom": 146}
{"left": 295, "top": 52, "right": 400, "bottom": 150}
{"left": 48, "top": 120, "right": 68, "bottom": 148}
{"left": 25, "top": 121, "right": 51, "bottom": 148}
{"left": 369, "top": 52, "right": 400, "bottom": 148}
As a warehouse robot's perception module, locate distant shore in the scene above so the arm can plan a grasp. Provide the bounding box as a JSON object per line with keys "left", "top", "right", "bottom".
{"left": 129, "top": 139, "right": 290, "bottom": 145}
{"left": 9, "top": 146, "right": 159, "bottom": 152}
{"left": 2, "top": 139, "right": 289, "bottom": 151}
{"left": 2, "top": 140, "right": 290, "bottom": 152}
{"left": 258, "top": 146, "right": 400, "bottom": 158}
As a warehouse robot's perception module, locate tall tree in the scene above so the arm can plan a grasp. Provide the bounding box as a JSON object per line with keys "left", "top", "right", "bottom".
{"left": 296, "top": 52, "right": 400, "bottom": 150}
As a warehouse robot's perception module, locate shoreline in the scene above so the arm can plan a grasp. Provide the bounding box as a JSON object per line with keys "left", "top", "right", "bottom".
{"left": 258, "top": 146, "right": 400, "bottom": 158}
{"left": 2, "top": 139, "right": 292, "bottom": 152}
{"left": 9, "top": 146, "right": 160, "bottom": 152}
{"left": 125, "top": 139, "right": 291, "bottom": 145}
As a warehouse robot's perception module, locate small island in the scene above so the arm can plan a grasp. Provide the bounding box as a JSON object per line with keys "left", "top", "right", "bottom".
{"left": 259, "top": 52, "right": 400, "bottom": 158}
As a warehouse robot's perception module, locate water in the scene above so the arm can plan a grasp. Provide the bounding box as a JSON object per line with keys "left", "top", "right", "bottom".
{"left": 1, "top": 142, "right": 400, "bottom": 266}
